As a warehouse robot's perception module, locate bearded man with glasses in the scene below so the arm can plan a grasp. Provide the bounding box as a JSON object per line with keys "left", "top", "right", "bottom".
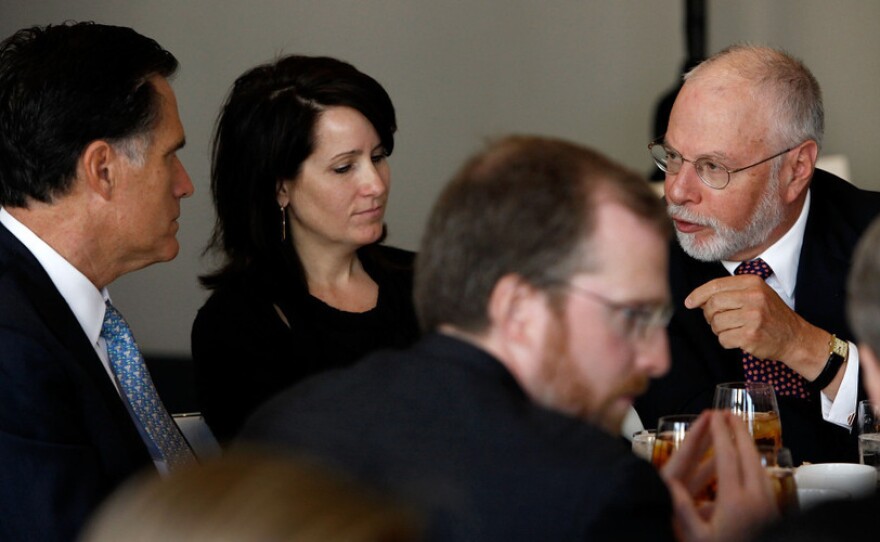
{"left": 635, "top": 44, "right": 880, "bottom": 465}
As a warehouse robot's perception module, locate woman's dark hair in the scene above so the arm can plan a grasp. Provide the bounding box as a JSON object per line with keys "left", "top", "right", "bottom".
{"left": 201, "top": 55, "right": 396, "bottom": 290}
{"left": 0, "top": 22, "right": 178, "bottom": 206}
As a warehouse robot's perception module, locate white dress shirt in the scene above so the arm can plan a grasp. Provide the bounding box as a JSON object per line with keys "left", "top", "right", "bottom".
{"left": 720, "top": 190, "right": 859, "bottom": 429}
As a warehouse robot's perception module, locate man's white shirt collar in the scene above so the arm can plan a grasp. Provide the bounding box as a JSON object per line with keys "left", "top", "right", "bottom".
{"left": 0, "top": 208, "right": 108, "bottom": 347}
{"left": 721, "top": 189, "right": 811, "bottom": 308}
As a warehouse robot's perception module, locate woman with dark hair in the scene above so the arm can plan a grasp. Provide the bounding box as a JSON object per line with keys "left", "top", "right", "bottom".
{"left": 192, "top": 55, "right": 419, "bottom": 443}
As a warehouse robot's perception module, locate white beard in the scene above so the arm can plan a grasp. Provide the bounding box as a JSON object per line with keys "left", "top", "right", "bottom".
{"left": 669, "top": 172, "right": 784, "bottom": 262}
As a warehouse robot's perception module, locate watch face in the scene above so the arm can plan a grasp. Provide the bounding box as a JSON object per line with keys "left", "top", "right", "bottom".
{"left": 832, "top": 337, "right": 849, "bottom": 358}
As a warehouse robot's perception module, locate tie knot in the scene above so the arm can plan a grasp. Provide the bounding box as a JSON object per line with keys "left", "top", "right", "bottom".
{"left": 735, "top": 258, "right": 774, "bottom": 279}
{"left": 101, "top": 301, "right": 128, "bottom": 341}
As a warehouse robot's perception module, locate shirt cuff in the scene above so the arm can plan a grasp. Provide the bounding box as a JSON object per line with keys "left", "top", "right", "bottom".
{"left": 821, "top": 341, "right": 859, "bottom": 429}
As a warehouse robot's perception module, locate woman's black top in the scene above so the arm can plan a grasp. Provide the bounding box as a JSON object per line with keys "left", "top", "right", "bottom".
{"left": 191, "top": 244, "right": 420, "bottom": 443}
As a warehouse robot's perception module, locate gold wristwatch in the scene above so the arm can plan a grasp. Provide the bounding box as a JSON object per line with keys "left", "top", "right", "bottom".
{"left": 807, "top": 334, "right": 848, "bottom": 392}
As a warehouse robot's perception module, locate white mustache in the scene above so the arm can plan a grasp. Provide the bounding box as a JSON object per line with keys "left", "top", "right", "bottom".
{"left": 667, "top": 204, "right": 720, "bottom": 230}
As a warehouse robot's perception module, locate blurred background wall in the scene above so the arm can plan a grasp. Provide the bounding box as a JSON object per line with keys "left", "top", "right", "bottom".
{"left": 1, "top": 0, "right": 878, "bottom": 356}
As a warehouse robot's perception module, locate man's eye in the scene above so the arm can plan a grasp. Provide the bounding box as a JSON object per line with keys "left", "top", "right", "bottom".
{"left": 619, "top": 307, "right": 640, "bottom": 327}
{"left": 625, "top": 306, "right": 653, "bottom": 325}
{"left": 702, "top": 160, "right": 723, "bottom": 172}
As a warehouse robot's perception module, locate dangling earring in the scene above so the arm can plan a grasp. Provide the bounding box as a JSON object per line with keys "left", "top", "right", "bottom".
{"left": 280, "top": 205, "right": 287, "bottom": 242}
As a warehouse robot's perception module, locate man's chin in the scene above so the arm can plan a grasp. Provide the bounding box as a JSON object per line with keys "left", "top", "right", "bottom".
{"left": 145, "top": 240, "right": 181, "bottom": 267}
{"left": 676, "top": 230, "right": 726, "bottom": 262}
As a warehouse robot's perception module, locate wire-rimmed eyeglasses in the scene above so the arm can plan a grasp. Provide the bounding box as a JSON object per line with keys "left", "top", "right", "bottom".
{"left": 562, "top": 283, "right": 673, "bottom": 344}
{"left": 648, "top": 138, "right": 794, "bottom": 190}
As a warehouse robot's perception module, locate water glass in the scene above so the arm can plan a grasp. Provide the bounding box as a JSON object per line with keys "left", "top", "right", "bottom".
{"left": 632, "top": 429, "right": 656, "bottom": 462}
{"left": 857, "top": 400, "right": 880, "bottom": 481}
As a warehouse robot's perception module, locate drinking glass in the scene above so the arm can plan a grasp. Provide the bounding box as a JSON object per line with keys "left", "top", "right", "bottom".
{"left": 632, "top": 429, "right": 656, "bottom": 462}
{"left": 759, "top": 446, "right": 799, "bottom": 515}
{"left": 652, "top": 414, "right": 698, "bottom": 468}
{"left": 857, "top": 400, "right": 880, "bottom": 481}
{"left": 713, "top": 381, "right": 782, "bottom": 450}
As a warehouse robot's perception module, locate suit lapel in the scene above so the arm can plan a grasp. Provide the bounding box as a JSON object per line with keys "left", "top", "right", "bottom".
{"left": 795, "top": 190, "right": 856, "bottom": 341}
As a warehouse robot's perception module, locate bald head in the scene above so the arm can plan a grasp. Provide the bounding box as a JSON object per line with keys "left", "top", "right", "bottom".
{"left": 683, "top": 44, "right": 823, "bottom": 150}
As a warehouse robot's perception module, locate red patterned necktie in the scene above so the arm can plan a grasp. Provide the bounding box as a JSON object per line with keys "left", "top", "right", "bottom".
{"left": 734, "top": 259, "right": 810, "bottom": 399}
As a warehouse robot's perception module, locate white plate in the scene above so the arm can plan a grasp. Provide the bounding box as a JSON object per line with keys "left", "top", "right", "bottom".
{"left": 795, "top": 463, "right": 877, "bottom": 499}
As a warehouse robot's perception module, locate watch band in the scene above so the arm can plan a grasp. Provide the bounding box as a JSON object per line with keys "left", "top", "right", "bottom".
{"left": 807, "top": 334, "right": 848, "bottom": 392}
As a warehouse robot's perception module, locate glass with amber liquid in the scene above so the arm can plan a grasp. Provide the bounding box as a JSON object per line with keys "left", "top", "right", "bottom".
{"left": 713, "top": 382, "right": 782, "bottom": 451}
{"left": 651, "top": 414, "right": 698, "bottom": 468}
{"left": 760, "top": 446, "right": 799, "bottom": 515}
{"left": 652, "top": 414, "right": 715, "bottom": 502}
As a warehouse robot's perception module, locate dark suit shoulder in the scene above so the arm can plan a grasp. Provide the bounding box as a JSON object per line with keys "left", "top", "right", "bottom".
{"left": 811, "top": 168, "right": 880, "bottom": 200}
{"left": 810, "top": 169, "right": 880, "bottom": 230}
{"left": 241, "top": 335, "right": 674, "bottom": 540}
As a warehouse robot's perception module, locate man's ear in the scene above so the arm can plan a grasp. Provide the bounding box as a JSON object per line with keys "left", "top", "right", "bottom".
{"left": 484, "top": 274, "right": 559, "bottom": 402}
{"left": 782, "top": 139, "right": 818, "bottom": 204}
{"left": 79, "top": 140, "right": 118, "bottom": 200}
{"left": 487, "top": 274, "right": 552, "bottom": 354}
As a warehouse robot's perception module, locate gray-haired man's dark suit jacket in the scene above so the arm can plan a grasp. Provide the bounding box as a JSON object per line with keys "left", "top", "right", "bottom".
{"left": 0, "top": 222, "right": 151, "bottom": 541}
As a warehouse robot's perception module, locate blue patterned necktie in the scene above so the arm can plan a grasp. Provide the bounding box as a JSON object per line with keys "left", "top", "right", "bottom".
{"left": 101, "top": 301, "right": 195, "bottom": 470}
{"left": 735, "top": 259, "right": 810, "bottom": 399}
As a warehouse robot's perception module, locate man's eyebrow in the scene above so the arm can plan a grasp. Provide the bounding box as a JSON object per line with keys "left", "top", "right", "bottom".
{"left": 664, "top": 141, "right": 733, "bottom": 162}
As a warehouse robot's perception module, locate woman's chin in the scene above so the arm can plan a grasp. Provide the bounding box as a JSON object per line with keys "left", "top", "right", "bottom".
{"left": 357, "top": 225, "right": 386, "bottom": 246}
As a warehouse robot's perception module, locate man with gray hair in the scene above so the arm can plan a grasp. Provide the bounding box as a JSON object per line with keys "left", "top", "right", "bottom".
{"left": 636, "top": 44, "right": 880, "bottom": 464}
{"left": 242, "top": 135, "right": 777, "bottom": 541}
{"left": 0, "top": 22, "right": 194, "bottom": 540}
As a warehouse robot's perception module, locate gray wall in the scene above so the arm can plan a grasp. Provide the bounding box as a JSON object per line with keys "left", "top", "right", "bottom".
{"left": 1, "top": 1, "right": 879, "bottom": 355}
